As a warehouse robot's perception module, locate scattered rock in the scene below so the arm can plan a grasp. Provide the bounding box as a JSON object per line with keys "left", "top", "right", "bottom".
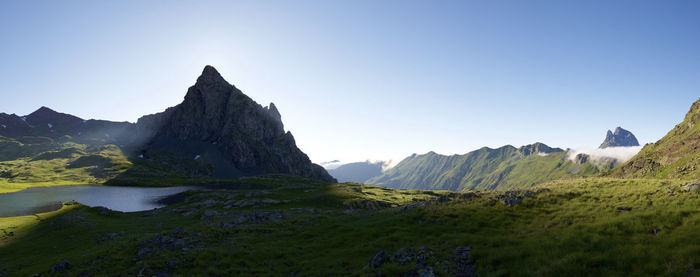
{"left": 51, "top": 260, "right": 70, "bottom": 273}
{"left": 137, "top": 247, "right": 152, "bottom": 257}
{"left": 219, "top": 210, "right": 287, "bottom": 229}
{"left": 346, "top": 199, "right": 390, "bottom": 210}
{"left": 369, "top": 251, "right": 386, "bottom": 268}
{"left": 398, "top": 192, "right": 480, "bottom": 211}
{"left": 136, "top": 229, "right": 204, "bottom": 259}
{"left": 366, "top": 246, "right": 474, "bottom": 276}
{"left": 246, "top": 191, "right": 273, "bottom": 198}
{"left": 96, "top": 232, "right": 123, "bottom": 244}
{"left": 200, "top": 210, "right": 220, "bottom": 220}
{"left": 682, "top": 183, "right": 700, "bottom": 192}
{"left": 172, "top": 227, "right": 186, "bottom": 234}
{"left": 496, "top": 189, "right": 550, "bottom": 207}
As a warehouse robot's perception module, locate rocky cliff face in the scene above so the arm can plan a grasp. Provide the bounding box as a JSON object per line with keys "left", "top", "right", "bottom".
{"left": 137, "top": 65, "right": 335, "bottom": 182}
{"left": 0, "top": 65, "right": 335, "bottom": 183}
{"left": 599, "top": 127, "right": 639, "bottom": 148}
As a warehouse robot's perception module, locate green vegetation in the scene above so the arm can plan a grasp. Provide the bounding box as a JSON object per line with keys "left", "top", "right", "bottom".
{"left": 611, "top": 98, "right": 700, "bottom": 179}
{"left": 0, "top": 136, "right": 132, "bottom": 193}
{"left": 368, "top": 144, "right": 600, "bottom": 191}
{"left": 0, "top": 175, "right": 697, "bottom": 276}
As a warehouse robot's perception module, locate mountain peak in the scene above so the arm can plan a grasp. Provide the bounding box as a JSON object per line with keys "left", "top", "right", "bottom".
{"left": 30, "top": 106, "right": 58, "bottom": 116}
{"left": 518, "top": 142, "right": 564, "bottom": 156}
{"left": 195, "top": 65, "right": 230, "bottom": 88}
{"left": 141, "top": 65, "right": 334, "bottom": 182}
{"left": 599, "top": 127, "right": 639, "bottom": 148}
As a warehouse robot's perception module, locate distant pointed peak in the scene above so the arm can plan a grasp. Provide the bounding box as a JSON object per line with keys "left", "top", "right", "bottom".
{"left": 28, "top": 106, "right": 60, "bottom": 117}
{"left": 599, "top": 126, "right": 639, "bottom": 148}
{"left": 266, "top": 102, "right": 281, "bottom": 119}
{"left": 202, "top": 65, "right": 220, "bottom": 76}
{"left": 196, "top": 65, "right": 230, "bottom": 87}
{"left": 614, "top": 127, "right": 628, "bottom": 134}
{"left": 35, "top": 106, "right": 56, "bottom": 113}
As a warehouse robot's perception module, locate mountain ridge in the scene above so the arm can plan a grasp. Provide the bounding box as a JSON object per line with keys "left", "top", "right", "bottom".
{"left": 609, "top": 98, "right": 700, "bottom": 179}
{"left": 366, "top": 142, "right": 597, "bottom": 191}
{"left": 0, "top": 65, "right": 335, "bottom": 185}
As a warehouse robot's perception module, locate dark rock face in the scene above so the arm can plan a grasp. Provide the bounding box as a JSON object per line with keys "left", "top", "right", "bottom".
{"left": 138, "top": 65, "right": 335, "bottom": 182}
{"left": 573, "top": 153, "right": 589, "bottom": 165}
{"left": 0, "top": 106, "right": 136, "bottom": 146}
{"left": 0, "top": 65, "right": 335, "bottom": 183}
{"left": 599, "top": 127, "right": 640, "bottom": 148}
{"left": 0, "top": 113, "right": 32, "bottom": 137}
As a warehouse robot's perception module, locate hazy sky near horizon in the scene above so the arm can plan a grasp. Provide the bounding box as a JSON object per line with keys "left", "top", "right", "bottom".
{"left": 1, "top": 0, "right": 698, "bottom": 164}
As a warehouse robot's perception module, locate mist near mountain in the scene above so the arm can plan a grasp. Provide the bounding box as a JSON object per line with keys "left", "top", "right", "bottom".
{"left": 319, "top": 160, "right": 343, "bottom": 170}
{"left": 565, "top": 146, "right": 643, "bottom": 167}
{"left": 366, "top": 143, "right": 598, "bottom": 191}
{"left": 611, "top": 97, "right": 700, "bottom": 179}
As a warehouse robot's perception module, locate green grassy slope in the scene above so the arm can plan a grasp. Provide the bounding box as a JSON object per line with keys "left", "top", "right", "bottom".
{"left": 0, "top": 134, "right": 232, "bottom": 193}
{"left": 0, "top": 136, "right": 132, "bottom": 193}
{"left": 0, "top": 175, "right": 697, "bottom": 276}
{"left": 610, "top": 98, "right": 700, "bottom": 180}
{"left": 368, "top": 143, "right": 599, "bottom": 191}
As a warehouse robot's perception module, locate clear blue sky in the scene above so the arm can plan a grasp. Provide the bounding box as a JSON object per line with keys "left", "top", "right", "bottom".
{"left": 1, "top": 0, "right": 698, "bottom": 164}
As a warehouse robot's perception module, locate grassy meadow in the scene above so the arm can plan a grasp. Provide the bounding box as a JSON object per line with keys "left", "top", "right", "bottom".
{"left": 0, "top": 176, "right": 697, "bottom": 276}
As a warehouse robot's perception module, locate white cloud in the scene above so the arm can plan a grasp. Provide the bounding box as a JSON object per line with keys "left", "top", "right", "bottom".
{"left": 320, "top": 160, "right": 343, "bottom": 170}
{"left": 565, "top": 146, "right": 643, "bottom": 166}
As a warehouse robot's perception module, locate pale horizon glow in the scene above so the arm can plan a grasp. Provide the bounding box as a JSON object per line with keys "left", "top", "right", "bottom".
{"left": 1, "top": 1, "right": 698, "bottom": 165}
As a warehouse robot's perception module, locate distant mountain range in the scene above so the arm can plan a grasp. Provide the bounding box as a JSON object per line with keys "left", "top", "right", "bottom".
{"left": 365, "top": 143, "right": 597, "bottom": 191}
{"left": 327, "top": 161, "right": 386, "bottom": 183}
{"left": 0, "top": 66, "right": 335, "bottom": 186}
{"left": 3, "top": 65, "right": 696, "bottom": 191}
{"left": 365, "top": 128, "right": 643, "bottom": 191}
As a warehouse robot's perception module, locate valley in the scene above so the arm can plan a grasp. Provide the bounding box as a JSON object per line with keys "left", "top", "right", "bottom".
{"left": 0, "top": 176, "right": 698, "bottom": 276}
{"left": 0, "top": 66, "right": 698, "bottom": 276}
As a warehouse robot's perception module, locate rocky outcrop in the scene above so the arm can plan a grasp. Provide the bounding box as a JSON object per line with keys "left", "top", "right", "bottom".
{"left": 136, "top": 65, "right": 335, "bottom": 182}
{"left": 599, "top": 127, "right": 640, "bottom": 148}
{"left": 366, "top": 246, "right": 475, "bottom": 276}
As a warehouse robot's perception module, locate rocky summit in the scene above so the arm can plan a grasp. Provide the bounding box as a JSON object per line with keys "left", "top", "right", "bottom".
{"left": 135, "top": 65, "right": 335, "bottom": 182}
{"left": 599, "top": 127, "right": 640, "bottom": 148}
{"left": 0, "top": 65, "right": 335, "bottom": 184}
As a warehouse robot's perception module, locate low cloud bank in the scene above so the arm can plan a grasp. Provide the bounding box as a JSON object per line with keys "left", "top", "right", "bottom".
{"left": 565, "top": 146, "right": 643, "bottom": 166}
{"left": 320, "top": 160, "right": 343, "bottom": 170}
